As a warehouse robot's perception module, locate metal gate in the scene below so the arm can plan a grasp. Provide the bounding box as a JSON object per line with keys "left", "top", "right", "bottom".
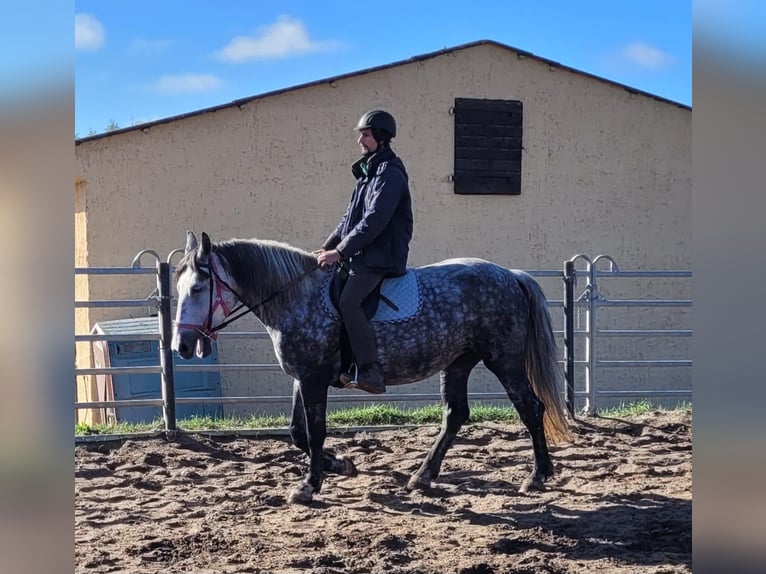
{"left": 564, "top": 255, "right": 692, "bottom": 415}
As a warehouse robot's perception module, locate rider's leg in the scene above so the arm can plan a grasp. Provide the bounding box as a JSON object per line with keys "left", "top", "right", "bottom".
{"left": 337, "top": 270, "right": 385, "bottom": 393}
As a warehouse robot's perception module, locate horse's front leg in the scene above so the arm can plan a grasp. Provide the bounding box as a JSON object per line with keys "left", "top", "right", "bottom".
{"left": 287, "top": 379, "right": 334, "bottom": 505}
{"left": 288, "top": 379, "right": 357, "bottom": 478}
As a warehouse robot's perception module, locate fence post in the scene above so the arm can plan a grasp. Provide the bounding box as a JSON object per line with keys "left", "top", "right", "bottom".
{"left": 156, "top": 261, "right": 177, "bottom": 431}
{"left": 563, "top": 260, "right": 576, "bottom": 418}
{"left": 583, "top": 260, "right": 597, "bottom": 415}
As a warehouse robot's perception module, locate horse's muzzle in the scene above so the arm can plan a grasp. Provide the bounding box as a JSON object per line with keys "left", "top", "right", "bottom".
{"left": 173, "top": 329, "right": 212, "bottom": 359}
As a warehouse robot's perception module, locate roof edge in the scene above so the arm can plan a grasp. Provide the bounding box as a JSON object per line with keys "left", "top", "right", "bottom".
{"left": 75, "top": 39, "right": 691, "bottom": 145}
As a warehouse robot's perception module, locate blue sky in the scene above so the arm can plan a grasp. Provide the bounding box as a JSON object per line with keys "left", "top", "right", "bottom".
{"left": 75, "top": 1, "right": 692, "bottom": 137}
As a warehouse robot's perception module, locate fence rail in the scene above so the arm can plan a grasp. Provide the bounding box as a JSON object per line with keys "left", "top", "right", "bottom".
{"left": 75, "top": 251, "right": 692, "bottom": 430}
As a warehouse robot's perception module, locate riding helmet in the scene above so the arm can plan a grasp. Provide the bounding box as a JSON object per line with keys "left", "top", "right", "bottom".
{"left": 355, "top": 109, "right": 397, "bottom": 139}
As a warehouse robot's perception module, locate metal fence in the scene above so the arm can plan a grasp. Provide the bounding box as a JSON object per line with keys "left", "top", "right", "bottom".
{"left": 75, "top": 251, "right": 691, "bottom": 430}
{"left": 565, "top": 254, "right": 692, "bottom": 415}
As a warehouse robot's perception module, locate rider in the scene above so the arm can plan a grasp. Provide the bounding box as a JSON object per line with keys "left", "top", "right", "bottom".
{"left": 315, "top": 109, "right": 413, "bottom": 394}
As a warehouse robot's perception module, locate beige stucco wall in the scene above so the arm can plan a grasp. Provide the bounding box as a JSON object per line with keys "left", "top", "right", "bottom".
{"left": 75, "top": 43, "right": 691, "bottom": 416}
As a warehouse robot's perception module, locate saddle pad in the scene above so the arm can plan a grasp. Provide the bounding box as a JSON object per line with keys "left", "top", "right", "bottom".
{"left": 321, "top": 269, "right": 422, "bottom": 323}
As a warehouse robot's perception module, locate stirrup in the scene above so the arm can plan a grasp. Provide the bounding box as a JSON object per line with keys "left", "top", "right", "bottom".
{"left": 341, "top": 363, "right": 385, "bottom": 394}
{"left": 339, "top": 363, "right": 359, "bottom": 388}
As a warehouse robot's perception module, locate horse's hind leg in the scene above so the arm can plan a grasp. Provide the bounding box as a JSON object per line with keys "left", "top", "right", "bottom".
{"left": 483, "top": 358, "right": 555, "bottom": 493}
{"left": 407, "top": 352, "right": 480, "bottom": 491}
{"left": 289, "top": 379, "right": 357, "bottom": 477}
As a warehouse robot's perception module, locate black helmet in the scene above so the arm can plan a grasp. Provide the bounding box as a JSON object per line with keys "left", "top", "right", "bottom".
{"left": 355, "top": 109, "right": 396, "bottom": 138}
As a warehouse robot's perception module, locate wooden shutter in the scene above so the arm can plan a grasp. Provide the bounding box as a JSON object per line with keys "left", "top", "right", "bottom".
{"left": 453, "top": 98, "right": 523, "bottom": 195}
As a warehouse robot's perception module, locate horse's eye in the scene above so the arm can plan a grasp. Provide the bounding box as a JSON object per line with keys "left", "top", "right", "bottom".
{"left": 190, "top": 285, "right": 204, "bottom": 295}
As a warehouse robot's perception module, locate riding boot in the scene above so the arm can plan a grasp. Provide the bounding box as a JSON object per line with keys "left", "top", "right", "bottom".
{"left": 340, "top": 361, "right": 386, "bottom": 394}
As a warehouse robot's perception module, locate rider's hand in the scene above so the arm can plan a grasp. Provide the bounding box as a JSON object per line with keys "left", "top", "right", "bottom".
{"left": 316, "top": 249, "right": 342, "bottom": 267}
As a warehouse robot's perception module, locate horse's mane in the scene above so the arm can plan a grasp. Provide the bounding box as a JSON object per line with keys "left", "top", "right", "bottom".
{"left": 177, "top": 238, "right": 320, "bottom": 308}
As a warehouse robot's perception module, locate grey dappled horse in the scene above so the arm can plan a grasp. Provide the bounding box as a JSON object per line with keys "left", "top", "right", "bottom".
{"left": 172, "top": 231, "right": 571, "bottom": 504}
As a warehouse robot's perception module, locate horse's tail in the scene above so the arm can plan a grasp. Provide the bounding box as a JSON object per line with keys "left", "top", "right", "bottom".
{"left": 514, "top": 271, "right": 573, "bottom": 444}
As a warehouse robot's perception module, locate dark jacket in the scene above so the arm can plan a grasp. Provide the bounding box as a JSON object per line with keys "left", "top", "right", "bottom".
{"left": 323, "top": 145, "right": 413, "bottom": 276}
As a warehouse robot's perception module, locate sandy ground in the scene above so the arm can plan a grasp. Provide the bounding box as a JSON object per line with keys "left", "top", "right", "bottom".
{"left": 75, "top": 410, "right": 691, "bottom": 573}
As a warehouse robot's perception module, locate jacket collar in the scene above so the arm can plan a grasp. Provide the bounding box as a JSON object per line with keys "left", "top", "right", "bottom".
{"left": 351, "top": 145, "right": 395, "bottom": 179}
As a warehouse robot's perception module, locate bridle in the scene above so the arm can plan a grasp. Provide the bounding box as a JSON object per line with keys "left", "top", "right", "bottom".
{"left": 174, "top": 253, "right": 314, "bottom": 341}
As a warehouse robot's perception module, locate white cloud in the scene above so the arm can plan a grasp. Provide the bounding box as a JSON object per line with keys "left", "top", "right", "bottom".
{"left": 150, "top": 74, "right": 223, "bottom": 94}
{"left": 620, "top": 42, "right": 675, "bottom": 70}
{"left": 216, "top": 15, "right": 341, "bottom": 62}
{"left": 75, "top": 13, "right": 105, "bottom": 51}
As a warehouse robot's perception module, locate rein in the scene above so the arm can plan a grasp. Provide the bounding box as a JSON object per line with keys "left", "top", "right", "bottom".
{"left": 176, "top": 253, "right": 316, "bottom": 340}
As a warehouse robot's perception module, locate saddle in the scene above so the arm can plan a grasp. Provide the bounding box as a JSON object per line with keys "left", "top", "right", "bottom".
{"left": 328, "top": 266, "right": 400, "bottom": 381}
{"left": 329, "top": 265, "right": 400, "bottom": 320}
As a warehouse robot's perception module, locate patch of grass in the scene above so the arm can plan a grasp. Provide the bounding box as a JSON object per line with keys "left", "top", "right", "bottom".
{"left": 468, "top": 403, "right": 520, "bottom": 423}
{"left": 327, "top": 404, "right": 413, "bottom": 426}
{"left": 75, "top": 418, "right": 164, "bottom": 435}
{"left": 75, "top": 400, "right": 690, "bottom": 436}
{"left": 597, "top": 399, "right": 692, "bottom": 418}
{"left": 178, "top": 414, "right": 289, "bottom": 431}
{"left": 326, "top": 402, "right": 521, "bottom": 427}
{"left": 74, "top": 414, "right": 289, "bottom": 435}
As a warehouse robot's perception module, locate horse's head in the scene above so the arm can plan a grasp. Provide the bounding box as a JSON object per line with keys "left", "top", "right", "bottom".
{"left": 172, "top": 231, "right": 239, "bottom": 359}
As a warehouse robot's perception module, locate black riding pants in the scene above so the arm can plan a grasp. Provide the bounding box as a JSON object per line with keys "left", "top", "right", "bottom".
{"left": 338, "top": 271, "right": 384, "bottom": 366}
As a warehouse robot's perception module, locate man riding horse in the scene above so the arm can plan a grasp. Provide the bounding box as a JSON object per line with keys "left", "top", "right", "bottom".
{"left": 314, "top": 109, "right": 413, "bottom": 394}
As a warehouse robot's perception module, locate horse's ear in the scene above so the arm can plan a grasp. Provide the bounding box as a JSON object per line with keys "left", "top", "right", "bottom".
{"left": 200, "top": 232, "right": 212, "bottom": 257}
{"left": 184, "top": 231, "right": 198, "bottom": 254}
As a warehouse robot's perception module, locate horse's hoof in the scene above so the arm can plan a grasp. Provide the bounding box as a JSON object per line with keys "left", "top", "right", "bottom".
{"left": 336, "top": 456, "right": 358, "bottom": 477}
{"left": 406, "top": 474, "right": 431, "bottom": 491}
{"left": 288, "top": 483, "right": 314, "bottom": 505}
{"left": 519, "top": 473, "right": 550, "bottom": 494}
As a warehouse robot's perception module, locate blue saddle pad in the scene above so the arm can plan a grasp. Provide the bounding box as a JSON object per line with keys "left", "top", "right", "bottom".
{"left": 321, "top": 269, "right": 421, "bottom": 323}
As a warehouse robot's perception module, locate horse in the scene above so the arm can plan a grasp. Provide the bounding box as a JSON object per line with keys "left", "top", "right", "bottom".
{"left": 172, "top": 231, "right": 572, "bottom": 504}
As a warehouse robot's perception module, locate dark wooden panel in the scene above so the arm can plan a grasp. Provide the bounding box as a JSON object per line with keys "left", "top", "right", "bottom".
{"left": 455, "top": 123, "right": 523, "bottom": 138}
{"left": 455, "top": 135, "right": 522, "bottom": 149}
{"left": 453, "top": 98, "right": 523, "bottom": 196}
{"left": 455, "top": 147, "right": 522, "bottom": 160}
{"left": 455, "top": 98, "right": 523, "bottom": 113}
{"left": 454, "top": 108, "right": 523, "bottom": 126}
{"left": 455, "top": 169, "right": 520, "bottom": 180}
{"left": 453, "top": 174, "right": 521, "bottom": 196}
{"left": 455, "top": 158, "right": 522, "bottom": 172}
